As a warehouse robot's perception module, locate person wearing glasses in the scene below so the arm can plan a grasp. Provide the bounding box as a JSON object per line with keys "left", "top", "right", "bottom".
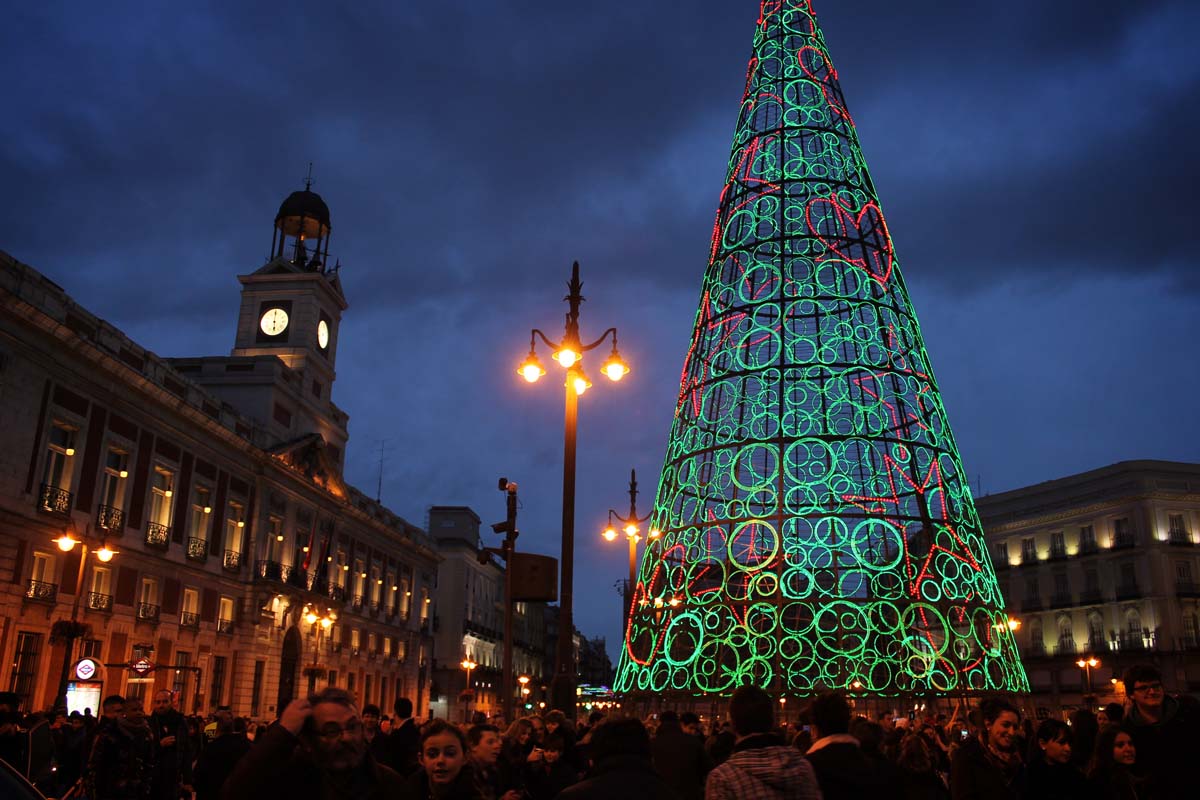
{"left": 1121, "top": 664, "right": 1200, "bottom": 797}
{"left": 225, "top": 688, "right": 407, "bottom": 800}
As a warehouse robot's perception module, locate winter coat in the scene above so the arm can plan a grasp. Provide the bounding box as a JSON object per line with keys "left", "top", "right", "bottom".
{"left": 949, "top": 737, "right": 1023, "bottom": 800}
{"left": 1024, "top": 759, "right": 1086, "bottom": 800}
{"left": 87, "top": 718, "right": 156, "bottom": 800}
{"left": 381, "top": 718, "right": 421, "bottom": 777}
{"left": 1125, "top": 693, "right": 1200, "bottom": 798}
{"left": 652, "top": 720, "right": 711, "bottom": 800}
{"left": 898, "top": 767, "right": 951, "bottom": 800}
{"left": 558, "top": 754, "right": 680, "bottom": 800}
{"left": 149, "top": 709, "right": 192, "bottom": 800}
{"left": 192, "top": 732, "right": 251, "bottom": 800}
{"left": 221, "top": 723, "right": 408, "bottom": 800}
{"left": 705, "top": 733, "right": 822, "bottom": 800}
{"left": 804, "top": 735, "right": 890, "bottom": 800}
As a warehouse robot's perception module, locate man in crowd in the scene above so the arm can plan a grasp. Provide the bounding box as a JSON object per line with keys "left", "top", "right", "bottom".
{"left": 804, "top": 692, "right": 889, "bottom": 799}
{"left": 149, "top": 690, "right": 192, "bottom": 800}
{"left": 382, "top": 696, "right": 420, "bottom": 777}
{"left": 224, "top": 687, "right": 406, "bottom": 800}
{"left": 468, "top": 723, "right": 521, "bottom": 800}
{"left": 87, "top": 694, "right": 155, "bottom": 800}
{"left": 705, "top": 685, "right": 821, "bottom": 800}
{"left": 360, "top": 703, "right": 389, "bottom": 765}
{"left": 192, "top": 706, "right": 250, "bottom": 800}
{"left": 558, "top": 717, "right": 679, "bottom": 800}
{"left": 1123, "top": 663, "right": 1200, "bottom": 797}
{"left": 651, "top": 709, "right": 710, "bottom": 800}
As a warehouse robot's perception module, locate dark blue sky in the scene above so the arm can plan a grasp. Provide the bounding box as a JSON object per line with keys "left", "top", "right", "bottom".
{"left": 4, "top": 1, "right": 1199, "bottom": 665}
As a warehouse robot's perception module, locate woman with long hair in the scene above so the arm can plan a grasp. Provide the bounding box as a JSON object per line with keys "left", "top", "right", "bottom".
{"left": 950, "top": 699, "right": 1024, "bottom": 800}
{"left": 1087, "top": 726, "right": 1142, "bottom": 800}
{"left": 897, "top": 731, "right": 951, "bottom": 800}
{"left": 1026, "top": 719, "right": 1086, "bottom": 800}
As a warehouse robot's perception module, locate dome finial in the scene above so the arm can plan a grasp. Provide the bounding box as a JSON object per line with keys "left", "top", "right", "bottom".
{"left": 304, "top": 161, "right": 314, "bottom": 191}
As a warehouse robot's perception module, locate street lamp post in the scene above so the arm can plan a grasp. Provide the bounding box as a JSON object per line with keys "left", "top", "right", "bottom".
{"left": 1077, "top": 656, "right": 1100, "bottom": 702}
{"left": 516, "top": 261, "right": 629, "bottom": 713}
{"left": 303, "top": 606, "right": 336, "bottom": 694}
{"left": 601, "top": 469, "right": 658, "bottom": 627}
{"left": 461, "top": 658, "right": 477, "bottom": 723}
{"left": 51, "top": 525, "right": 117, "bottom": 711}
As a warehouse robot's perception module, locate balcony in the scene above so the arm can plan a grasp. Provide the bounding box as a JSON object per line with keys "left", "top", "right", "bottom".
{"left": 1053, "top": 638, "right": 1077, "bottom": 656}
{"left": 1048, "top": 546, "right": 1068, "bottom": 562}
{"left": 1114, "top": 631, "right": 1153, "bottom": 651}
{"left": 255, "top": 560, "right": 291, "bottom": 583}
{"left": 352, "top": 595, "right": 365, "bottom": 611}
{"left": 222, "top": 549, "right": 242, "bottom": 572}
{"left": 1049, "top": 593, "right": 1075, "bottom": 609}
{"left": 1027, "top": 640, "right": 1047, "bottom": 657}
{"left": 1177, "top": 580, "right": 1200, "bottom": 598}
{"left": 1115, "top": 583, "right": 1141, "bottom": 601}
{"left": 87, "top": 592, "right": 113, "bottom": 613}
{"left": 136, "top": 602, "right": 160, "bottom": 622}
{"left": 1078, "top": 540, "right": 1099, "bottom": 556}
{"left": 25, "top": 579, "right": 58, "bottom": 603}
{"left": 145, "top": 522, "right": 170, "bottom": 549}
{"left": 1078, "top": 588, "right": 1104, "bottom": 605}
{"left": 330, "top": 641, "right": 343, "bottom": 654}
{"left": 217, "top": 618, "right": 235, "bottom": 635}
{"left": 351, "top": 645, "right": 361, "bottom": 658}
{"left": 38, "top": 484, "right": 72, "bottom": 515}
{"left": 1168, "top": 530, "right": 1195, "bottom": 546}
{"left": 328, "top": 584, "right": 347, "bottom": 603}
{"left": 96, "top": 504, "right": 125, "bottom": 533}
{"left": 1023, "top": 596, "right": 1044, "bottom": 612}
{"left": 1177, "top": 636, "right": 1200, "bottom": 651}
{"left": 186, "top": 537, "right": 208, "bottom": 562}
{"left": 1112, "top": 533, "right": 1136, "bottom": 550}
{"left": 1021, "top": 548, "right": 1038, "bottom": 565}
{"left": 367, "top": 650, "right": 378, "bottom": 661}
{"left": 180, "top": 612, "right": 201, "bottom": 630}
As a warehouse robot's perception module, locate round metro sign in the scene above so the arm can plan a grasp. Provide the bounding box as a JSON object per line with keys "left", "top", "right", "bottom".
{"left": 74, "top": 658, "right": 98, "bottom": 681}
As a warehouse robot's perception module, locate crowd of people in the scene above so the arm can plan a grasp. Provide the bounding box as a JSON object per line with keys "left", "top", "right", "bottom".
{"left": 0, "top": 663, "right": 1196, "bottom": 799}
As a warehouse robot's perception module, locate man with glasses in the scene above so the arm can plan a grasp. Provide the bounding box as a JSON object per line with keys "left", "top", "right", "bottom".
{"left": 225, "top": 688, "right": 407, "bottom": 800}
{"left": 1122, "top": 663, "right": 1200, "bottom": 797}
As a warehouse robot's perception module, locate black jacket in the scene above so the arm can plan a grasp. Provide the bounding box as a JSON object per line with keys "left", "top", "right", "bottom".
{"left": 221, "top": 723, "right": 407, "bottom": 800}
{"left": 804, "top": 738, "right": 889, "bottom": 800}
{"left": 382, "top": 718, "right": 421, "bottom": 777}
{"left": 557, "top": 754, "right": 680, "bottom": 800}
{"left": 949, "top": 737, "right": 1023, "bottom": 800}
{"left": 192, "top": 733, "right": 251, "bottom": 800}
{"left": 1125, "top": 694, "right": 1200, "bottom": 798}
{"left": 651, "top": 721, "right": 709, "bottom": 800}
{"left": 149, "top": 709, "right": 192, "bottom": 799}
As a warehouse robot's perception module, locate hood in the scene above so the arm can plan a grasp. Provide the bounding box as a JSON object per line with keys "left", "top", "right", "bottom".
{"left": 723, "top": 745, "right": 813, "bottom": 792}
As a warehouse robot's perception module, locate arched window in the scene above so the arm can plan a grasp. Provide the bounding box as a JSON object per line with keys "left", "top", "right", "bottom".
{"left": 1057, "top": 616, "right": 1075, "bottom": 652}
{"left": 1087, "top": 612, "right": 1105, "bottom": 648}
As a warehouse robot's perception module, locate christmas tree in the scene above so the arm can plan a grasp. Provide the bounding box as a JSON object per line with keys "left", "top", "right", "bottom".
{"left": 615, "top": 0, "right": 1028, "bottom": 697}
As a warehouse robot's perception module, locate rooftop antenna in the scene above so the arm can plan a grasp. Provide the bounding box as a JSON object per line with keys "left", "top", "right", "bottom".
{"left": 376, "top": 439, "right": 391, "bottom": 503}
{"left": 304, "top": 162, "right": 314, "bottom": 191}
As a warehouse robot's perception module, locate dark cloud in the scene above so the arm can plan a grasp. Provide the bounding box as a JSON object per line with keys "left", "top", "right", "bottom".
{"left": 3, "top": 0, "right": 1198, "bottom": 661}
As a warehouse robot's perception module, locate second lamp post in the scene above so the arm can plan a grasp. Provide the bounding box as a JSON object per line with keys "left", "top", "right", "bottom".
{"left": 602, "top": 469, "right": 658, "bottom": 626}
{"left": 516, "top": 261, "right": 628, "bottom": 713}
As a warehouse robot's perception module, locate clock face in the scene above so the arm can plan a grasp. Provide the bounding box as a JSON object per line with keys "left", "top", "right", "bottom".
{"left": 317, "top": 319, "right": 330, "bottom": 349}
{"left": 259, "top": 307, "right": 289, "bottom": 336}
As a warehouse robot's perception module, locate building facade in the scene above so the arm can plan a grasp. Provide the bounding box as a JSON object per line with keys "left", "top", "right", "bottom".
{"left": 427, "top": 506, "right": 549, "bottom": 722}
{"left": 979, "top": 460, "right": 1200, "bottom": 712}
{"left": 0, "top": 187, "right": 440, "bottom": 719}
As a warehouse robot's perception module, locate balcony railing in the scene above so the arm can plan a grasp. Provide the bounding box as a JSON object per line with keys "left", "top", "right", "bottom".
{"left": 328, "top": 584, "right": 347, "bottom": 602}
{"left": 1078, "top": 539, "right": 1099, "bottom": 556}
{"left": 1049, "top": 593, "right": 1074, "bottom": 609}
{"left": 255, "top": 560, "right": 291, "bottom": 583}
{"left": 1054, "top": 638, "right": 1077, "bottom": 656}
{"left": 1021, "top": 548, "right": 1038, "bottom": 564}
{"left": 223, "top": 550, "right": 242, "bottom": 572}
{"left": 39, "top": 484, "right": 72, "bottom": 515}
{"left": 87, "top": 592, "right": 113, "bottom": 613}
{"left": 25, "top": 579, "right": 58, "bottom": 602}
{"left": 1115, "top": 583, "right": 1141, "bottom": 600}
{"left": 136, "top": 602, "right": 160, "bottom": 622}
{"left": 96, "top": 504, "right": 125, "bottom": 533}
{"left": 145, "top": 522, "right": 170, "bottom": 549}
{"left": 217, "top": 618, "right": 235, "bottom": 635}
{"left": 1177, "top": 636, "right": 1200, "bottom": 651}
{"left": 186, "top": 537, "right": 208, "bottom": 562}
{"left": 1112, "top": 533, "right": 1136, "bottom": 550}
{"left": 180, "top": 612, "right": 200, "bottom": 630}
{"left": 1177, "top": 580, "right": 1200, "bottom": 597}
{"left": 1079, "top": 588, "right": 1104, "bottom": 605}
{"left": 1048, "top": 546, "right": 1068, "bottom": 561}
{"left": 352, "top": 595, "right": 365, "bottom": 610}
{"left": 1169, "top": 530, "right": 1195, "bottom": 546}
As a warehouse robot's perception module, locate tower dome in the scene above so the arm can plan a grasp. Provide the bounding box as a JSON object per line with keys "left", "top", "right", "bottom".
{"left": 270, "top": 179, "right": 332, "bottom": 272}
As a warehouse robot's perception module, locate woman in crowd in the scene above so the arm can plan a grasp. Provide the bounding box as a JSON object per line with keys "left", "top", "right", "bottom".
{"left": 499, "top": 718, "right": 536, "bottom": 791}
{"left": 950, "top": 698, "right": 1024, "bottom": 800}
{"left": 1025, "top": 719, "right": 1086, "bottom": 800}
{"left": 897, "top": 731, "right": 951, "bottom": 800}
{"left": 1087, "top": 726, "right": 1142, "bottom": 800}
{"left": 406, "top": 719, "right": 482, "bottom": 800}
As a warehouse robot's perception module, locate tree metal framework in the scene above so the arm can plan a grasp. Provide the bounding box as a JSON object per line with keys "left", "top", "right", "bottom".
{"left": 615, "top": 0, "right": 1028, "bottom": 698}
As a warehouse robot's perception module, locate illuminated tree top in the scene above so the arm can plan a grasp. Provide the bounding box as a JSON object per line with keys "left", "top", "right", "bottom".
{"left": 615, "top": 0, "right": 1028, "bottom": 698}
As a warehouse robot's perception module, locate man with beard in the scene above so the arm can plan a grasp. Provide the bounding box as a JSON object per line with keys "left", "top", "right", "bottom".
{"left": 224, "top": 687, "right": 407, "bottom": 800}
{"left": 86, "top": 695, "right": 155, "bottom": 800}
{"left": 149, "top": 690, "right": 192, "bottom": 800}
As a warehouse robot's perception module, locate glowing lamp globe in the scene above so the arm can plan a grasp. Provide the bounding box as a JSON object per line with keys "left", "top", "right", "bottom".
{"left": 554, "top": 347, "right": 580, "bottom": 369}
{"left": 603, "top": 527, "right": 618, "bottom": 542}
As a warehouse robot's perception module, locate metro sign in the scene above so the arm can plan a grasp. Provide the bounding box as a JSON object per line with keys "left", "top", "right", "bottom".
{"left": 74, "top": 658, "right": 98, "bottom": 681}
{"left": 130, "top": 658, "right": 155, "bottom": 677}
